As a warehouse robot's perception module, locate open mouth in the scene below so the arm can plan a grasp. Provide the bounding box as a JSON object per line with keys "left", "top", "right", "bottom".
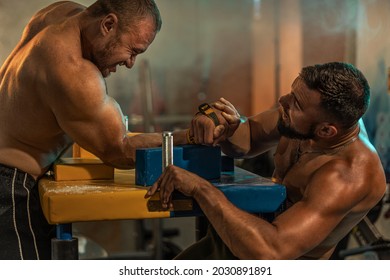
{"left": 101, "top": 65, "right": 118, "bottom": 77}
{"left": 101, "top": 62, "right": 126, "bottom": 77}
{"left": 109, "top": 66, "right": 117, "bottom": 73}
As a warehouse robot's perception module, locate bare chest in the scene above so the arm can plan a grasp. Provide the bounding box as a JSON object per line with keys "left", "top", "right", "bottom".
{"left": 272, "top": 139, "right": 333, "bottom": 203}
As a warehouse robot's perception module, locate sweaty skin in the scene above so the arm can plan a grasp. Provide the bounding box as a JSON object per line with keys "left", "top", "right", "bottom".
{"left": 0, "top": 2, "right": 187, "bottom": 179}
{"left": 146, "top": 86, "right": 386, "bottom": 259}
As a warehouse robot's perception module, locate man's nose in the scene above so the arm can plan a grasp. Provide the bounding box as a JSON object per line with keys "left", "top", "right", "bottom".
{"left": 278, "top": 94, "right": 290, "bottom": 108}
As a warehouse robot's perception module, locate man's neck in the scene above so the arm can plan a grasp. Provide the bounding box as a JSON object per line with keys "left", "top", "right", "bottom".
{"left": 307, "top": 124, "right": 360, "bottom": 152}
{"left": 78, "top": 13, "right": 97, "bottom": 61}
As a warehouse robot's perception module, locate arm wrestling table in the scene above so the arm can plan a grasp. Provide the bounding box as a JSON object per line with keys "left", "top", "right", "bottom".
{"left": 38, "top": 166, "right": 286, "bottom": 259}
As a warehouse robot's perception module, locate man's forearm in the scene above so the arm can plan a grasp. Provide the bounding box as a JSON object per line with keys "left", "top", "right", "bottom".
{"left": 173, "top": 129, "right": 188, "bottom": 146}
{"left": 218, "top": 121, "right": 251, "bottom": 158}
{"left": 193, "top": 181, "right": 277, "bottom": 259}
{"left": 220, "top": 110, "right": 281, "bottom": 158}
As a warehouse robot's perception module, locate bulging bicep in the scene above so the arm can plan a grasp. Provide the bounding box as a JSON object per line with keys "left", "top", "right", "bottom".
{"left": 46, "top": 63, "right": 126, "bottom": 158}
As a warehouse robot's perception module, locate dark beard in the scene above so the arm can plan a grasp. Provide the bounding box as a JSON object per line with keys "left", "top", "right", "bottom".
{"left": 277, "top": 118, "right": 315, "bottom": 140}
{"left": 92, "top": 38, "right": 120, "bottom": 73}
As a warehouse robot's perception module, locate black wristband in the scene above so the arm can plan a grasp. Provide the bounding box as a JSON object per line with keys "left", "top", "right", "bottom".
{"left": 198, "top": 103, "right": 220, "bottom": 126}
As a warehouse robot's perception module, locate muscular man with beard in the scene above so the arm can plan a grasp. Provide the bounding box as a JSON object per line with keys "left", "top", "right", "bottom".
{"left": 146, "top": 62, "right": 386, "bottom": 259}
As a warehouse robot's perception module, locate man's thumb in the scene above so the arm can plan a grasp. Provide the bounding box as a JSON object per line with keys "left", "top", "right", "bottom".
{"left": 213, "top": 124, "right": 225, "bottom": 138}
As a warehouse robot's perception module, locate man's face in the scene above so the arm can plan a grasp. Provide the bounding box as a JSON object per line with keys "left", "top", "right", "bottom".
{"left": 277, "top": 77, "right": 324, "bottom": 140}
{"left": 93, "top": 37, "right": 120, "bottom": 77}
{"left": 92, "top": 16, "right": 157, "bottom": 78}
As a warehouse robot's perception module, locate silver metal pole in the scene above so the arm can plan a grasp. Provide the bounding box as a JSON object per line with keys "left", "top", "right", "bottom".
{"left": 162, "top": 131, "right": 173, "bottom": 169}
{"left": 153, "top": 131, "right": 174, "bottom": 259}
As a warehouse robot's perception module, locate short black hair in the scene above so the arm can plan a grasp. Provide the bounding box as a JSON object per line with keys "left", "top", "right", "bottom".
{"left": 299, "top": 62, "right": 370, "bottom": 128}
{"left": 87, "top": 0, "right": 162, "bottom": 32}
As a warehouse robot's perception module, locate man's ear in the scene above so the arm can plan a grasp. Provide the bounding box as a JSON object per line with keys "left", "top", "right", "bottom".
{"left": 317, "top": 123, "right": 338, "bottom": 138}
{"left": 101, "top": 13, "right": 118, "bottom": 36}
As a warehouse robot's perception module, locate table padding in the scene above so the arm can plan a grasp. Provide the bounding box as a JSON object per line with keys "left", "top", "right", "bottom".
{"left": 39, "top": 168, "right": 286, "bottom": 224}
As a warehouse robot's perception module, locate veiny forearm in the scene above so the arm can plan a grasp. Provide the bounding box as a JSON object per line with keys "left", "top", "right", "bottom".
{"left": 220, "top": 110, "right": 281, "bottom": 158}
{"left": 100, "top": 133, "right": 160, "bottom": 168}
{"left": 101, "top": 130, "right": 189, "bottom": 169}
{"left": 194, "top": 183, "right": 280, "bottom": 259}
{"left": 218, "top": 121, "right": 252, "bottom": 158}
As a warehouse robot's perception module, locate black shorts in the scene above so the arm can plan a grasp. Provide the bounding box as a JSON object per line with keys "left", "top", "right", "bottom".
{"left": 0, "top": 163, "right": 55, "bottom": 259}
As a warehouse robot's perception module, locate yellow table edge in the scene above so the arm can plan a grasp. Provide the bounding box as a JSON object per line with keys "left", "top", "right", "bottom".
{"left": 39, "top": 169, "right": 170, "bottom": 224}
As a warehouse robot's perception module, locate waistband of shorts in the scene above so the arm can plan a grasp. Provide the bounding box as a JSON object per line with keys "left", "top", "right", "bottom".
{"left": 0, "top": 163, "right": 36, "bottom": 184}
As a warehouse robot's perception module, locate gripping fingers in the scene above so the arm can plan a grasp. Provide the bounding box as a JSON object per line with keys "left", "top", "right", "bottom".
{"left": 214, "top": 103, "right": 235, "bottom": 116}
{"left": 145, "top": 170, "right": 173, "bottom": 209}
{"left": 159, "top": 168, "right": 175, "bottom": 209}
{"left": 219, "top": 98, "right": 237, "bottom": 114}
{"left": 222, "top": 111, "right": 239, "bottom": 124}
{"left": 213, "top": 124, "right": 226, "bottom": 139}
{"left": 145, "top": 177, "right": 161, "bottom": 198}
{"left": 202, "top": 120, "right": 214, "bottom": 144}
{"left": 219, "top": 97, "right": 234, "bottom": 107}
{"left": 193, "top": 115, "right": 214, "bottom": 145}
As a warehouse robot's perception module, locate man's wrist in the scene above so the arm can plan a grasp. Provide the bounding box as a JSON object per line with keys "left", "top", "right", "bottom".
{"left": 239, "top": 115, "right": 248, "bottom": 123}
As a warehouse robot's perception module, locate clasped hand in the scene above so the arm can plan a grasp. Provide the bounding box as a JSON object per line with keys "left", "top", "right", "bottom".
{"left": 144, "top": 98, "right": 241, "bottom": 209}
{"left": 144, "top": 165, "right": 208, "bottom": 209}
{"left": 190, "top": 97, "right": 241, "bottom": 146}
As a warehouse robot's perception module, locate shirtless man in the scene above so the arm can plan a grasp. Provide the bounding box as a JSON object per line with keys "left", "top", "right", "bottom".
{"left": 146, "top": 62, "right": 387, "bottom": 259}
{"left": 0, "top": 0, "right": 187, "bottom": 260}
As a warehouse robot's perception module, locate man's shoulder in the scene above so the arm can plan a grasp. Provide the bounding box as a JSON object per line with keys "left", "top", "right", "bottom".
{"left": 23, "top": 29, "right": 103, "bottom": 102}
{"left": 318, "top": 142, "right": 379, "bottom": 177}
{"left": 30, "top": 25, "right": 96, "bottom": 77}
{"left": 309, "top": 143, "right": 385, "bottom": 196}
{"left": 33, "top": 1, "right": 85, "bottom": 22}
{"left": 23, "top": 2, "right": 84, "bottom": 42}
